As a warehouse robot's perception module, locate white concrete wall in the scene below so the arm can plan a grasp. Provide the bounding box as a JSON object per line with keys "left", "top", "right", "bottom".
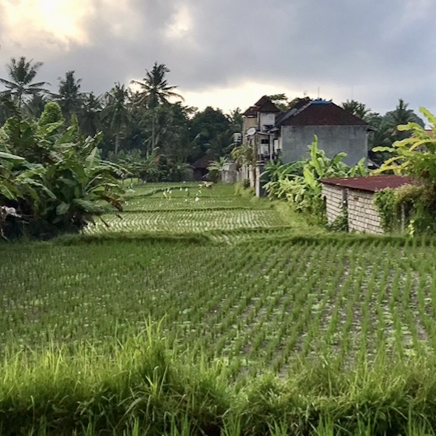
{"left": 281, "top": 125, "right": 368, "bottom": 166}
{"left": 221, "top": 163, "right": 237, "bottom": 183}
{"left": 259, "top": 113, "right": 275, "bottom": 130}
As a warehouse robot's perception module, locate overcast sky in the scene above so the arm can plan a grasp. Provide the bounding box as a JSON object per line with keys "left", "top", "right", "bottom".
{"left": 0, "top": 0, "right": 435, "bottom": 117}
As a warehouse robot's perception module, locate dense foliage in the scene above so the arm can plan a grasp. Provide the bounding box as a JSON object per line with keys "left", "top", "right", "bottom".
{"left": 341, "top": 98, "right": 425, "bottom": 165}
{"left": 0, "top": 58, "right": 243, "bottom": 176}
{"left": 0, "top": 102, "right": 125, "bottom": 239}
{"left": 374, "top": 107, "right": 436, "bottom": 234}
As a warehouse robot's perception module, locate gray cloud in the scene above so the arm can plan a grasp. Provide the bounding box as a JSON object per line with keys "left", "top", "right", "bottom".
{"left": 0, "top": 0, "right": 435, "bottom": 115}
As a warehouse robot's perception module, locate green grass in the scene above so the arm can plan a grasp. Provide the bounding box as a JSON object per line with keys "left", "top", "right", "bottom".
{"left": 1, "top": 182, "right": 436, "bottom": 435}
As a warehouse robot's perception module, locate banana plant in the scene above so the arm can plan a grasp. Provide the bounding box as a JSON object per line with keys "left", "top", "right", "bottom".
{"left": 0, "top": 102, "right": 127, "bottom": 238}
{"left": 374, "top": 107, "right": 436, "bottom": 185}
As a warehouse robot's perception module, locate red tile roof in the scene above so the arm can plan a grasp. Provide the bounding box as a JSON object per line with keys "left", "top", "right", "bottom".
{"left": 279, "top": 100, "right": 368, "bottom": 127}
{"left": 275, "top": 97, "right": 311, "bottom": 125}
{"left": 320, "top": 175, "right": 415, "bottom": 192}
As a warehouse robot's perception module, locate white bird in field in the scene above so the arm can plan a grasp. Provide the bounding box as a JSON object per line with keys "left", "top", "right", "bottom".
{"left": 195, "top": 196, "right": 200, "bottom": 202}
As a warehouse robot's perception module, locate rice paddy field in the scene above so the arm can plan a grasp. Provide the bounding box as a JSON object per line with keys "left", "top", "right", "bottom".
{"left": 1, "top": 182, "right": 436, "bottom": 435}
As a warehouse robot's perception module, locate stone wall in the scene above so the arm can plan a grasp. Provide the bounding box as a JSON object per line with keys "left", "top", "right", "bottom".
{"left": 347, "top": 190, "right": 384, "bottom": 234}
{"left": 322, "top": 184, "right": 345, "bottom": 224}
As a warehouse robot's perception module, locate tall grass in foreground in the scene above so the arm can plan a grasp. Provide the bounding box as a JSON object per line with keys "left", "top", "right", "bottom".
{"left": 2, "top": 323, "right": 436, "bottom": 435}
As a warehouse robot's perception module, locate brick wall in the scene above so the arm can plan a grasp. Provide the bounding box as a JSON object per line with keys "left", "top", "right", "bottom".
{"left": 322, "top": 184, "right": 385, "bottom": 234}
{"left": 322, "top": 184, "right": 345, "bottom": 224}
{"left": 347, "top": 190, "right": 384, "bottom": 234}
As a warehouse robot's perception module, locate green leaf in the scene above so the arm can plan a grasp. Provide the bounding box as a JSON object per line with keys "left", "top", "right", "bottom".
{"left": 303, "top": 167, "right": 317, "bottom": 190}
{"left": 0, "top": 151, "right": 26, "bottom": 163}
{"left": 56, "top": 202, "right": 70, "bottom": 216}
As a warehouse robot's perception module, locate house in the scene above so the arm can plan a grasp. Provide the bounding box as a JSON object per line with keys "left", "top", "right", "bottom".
{"left": 239, "top": 96, "right": 371, "bottom": 195}
{"left": 192, "top": 155, "right": 215, "bottom": 181}
{"left": 242, "top": 96, "right": 370, "bottom": 165}
{"left": 241, "top": 95, "right": 282, "bottom": 163}
{"left": 273, "top": 99, "right": 370, "bottom": 166}
{"left": 321, "top": 175, "right": 414, "bottom": 234}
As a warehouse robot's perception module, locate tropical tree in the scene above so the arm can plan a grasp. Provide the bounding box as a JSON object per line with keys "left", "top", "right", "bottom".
{"left": 384, "top": 99, "right": 424, "bottom": 142}
{"left": 268, "top": 93, "right": 290, "bottom": 111}
{"left": 227, "top": 107, "right": 243, "bottom": 132}
{"left": 25, "top": 94, "right": 49, "bottom": 119}
{"left": 0, "top": 95, "right": 15, "bottom": 127}
{"left": 55, "top": 70, "right": 83, "bottom": 121}
{"left": 342, "top": 99, "right": 371, "bottom": 121}
{"left": 131, "top": 63, "right": 184, "bottom": 155}
{"left": 80, "top": 92, "right": 102, "bottom": 137}
{"left": 146, "top": 102, "right": 191, "bottom": 161}
{"left": 102, "top": 83, "right": 131, "bottom": 155}
{"left": 367, "top": 101, "right": 424, "bottom": 166}
{"left": 189, "top": 106, "right": 231, "bottom": 160}
{"left": 0, "top": 57, "right": 50, "bottom": 111}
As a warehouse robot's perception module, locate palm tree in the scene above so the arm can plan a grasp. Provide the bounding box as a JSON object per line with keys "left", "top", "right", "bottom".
{"left": 54, "top": 71, "right": 83, "bottom": 121}
{"left": 131, "top": 63, "right": 184, "bottom": 155}
{"left": 80, "top": 92, "right": 102, "bottom": 137}
{"left": 25, "top": 94, "right": 49, "bottom": 119}
{"left": 103, "top": 83, "right": 131, "bottom": 155}
{"left": 385, "top": 99, "right": 424, "bottom": 142}
{"left": 0, "top": 95, "right": 15, "bottom": 126}
{"left": 0, "top": 57, "right": 50, "bottom": 111}
{"left": 342, "top": 100, "right": 370, "bottom": 121}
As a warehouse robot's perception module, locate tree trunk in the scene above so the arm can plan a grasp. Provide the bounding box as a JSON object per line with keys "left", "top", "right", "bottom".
{"left": 150, "top": 108, "right": 156, "bottom": 157}
{"left": 115, "top": 134, "right": 120, "bottom": 155}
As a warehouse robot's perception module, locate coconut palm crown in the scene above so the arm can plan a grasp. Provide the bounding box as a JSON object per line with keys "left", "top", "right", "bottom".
{"left": 0, "top": 57, "right": 50, "bottom": 110}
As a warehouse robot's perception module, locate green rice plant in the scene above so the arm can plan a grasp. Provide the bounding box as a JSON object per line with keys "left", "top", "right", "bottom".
{"left": 1, "top": 184, "right": 436, "bottom": 434}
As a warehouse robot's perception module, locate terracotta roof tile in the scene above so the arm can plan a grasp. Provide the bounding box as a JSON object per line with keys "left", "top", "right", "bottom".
{"left": 279, "top": 100, "right": 368, "bottom": 127}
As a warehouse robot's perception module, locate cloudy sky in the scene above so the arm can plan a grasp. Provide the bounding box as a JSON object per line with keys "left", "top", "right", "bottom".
{"left": 0, "top": 0, "right": 435, "bottom": 117}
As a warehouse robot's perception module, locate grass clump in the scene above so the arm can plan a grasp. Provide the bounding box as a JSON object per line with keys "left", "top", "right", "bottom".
{"left": 0, "top": 325, "right": 230, "bottom": 436}
{"left": 2, "top": 327, "right": 436, "bottom": 435}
